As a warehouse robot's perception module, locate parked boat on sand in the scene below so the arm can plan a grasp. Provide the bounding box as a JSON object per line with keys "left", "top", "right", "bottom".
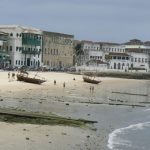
{"left": 17, "top": 72, "right": 46, "bottom": 84}
{"left": 83, "top": 76, "right": 101, "bottom": 84}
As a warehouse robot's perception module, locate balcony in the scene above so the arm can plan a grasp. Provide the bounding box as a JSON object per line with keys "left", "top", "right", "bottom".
{"left": 22, "top": 50, "right": 41, "bottom": 55}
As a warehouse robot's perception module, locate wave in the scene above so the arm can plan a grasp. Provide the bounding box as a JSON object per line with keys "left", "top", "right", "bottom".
{"left": 107, "top": 122, "right": 150, "bottom": 149}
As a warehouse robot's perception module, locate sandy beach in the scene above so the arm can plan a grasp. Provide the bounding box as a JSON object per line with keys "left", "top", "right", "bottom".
{"left": 0, "top": 71, "right": 149, "bottom": 150}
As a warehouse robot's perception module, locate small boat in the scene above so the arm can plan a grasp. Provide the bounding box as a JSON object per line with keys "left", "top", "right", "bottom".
{"left": 83, "top": 76, "right": 101, "bottom": 84}
{"left": 17, "top": 73, "right": 46, "bottom": 84}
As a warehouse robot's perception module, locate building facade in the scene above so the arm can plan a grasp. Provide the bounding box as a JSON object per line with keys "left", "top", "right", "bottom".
{"left": 0, "top": 25, "right": 42, "bottom": 68}
{"left": 42, "top": 31, "right": 74, "bottom": 69}
{"left": 76, "top": 41, "right": 104, "bottom": 66}
{"left": 0, "top": 32, "right": 10, "bottom": 68}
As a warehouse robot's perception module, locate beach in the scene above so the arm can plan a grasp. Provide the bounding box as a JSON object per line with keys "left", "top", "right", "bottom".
{"left": 0, "top": 71, "right": 150, "bottom": 150}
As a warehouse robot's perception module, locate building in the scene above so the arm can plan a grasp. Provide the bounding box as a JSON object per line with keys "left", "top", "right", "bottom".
{"left": 0, "top": 25, "right": 42, "bottom": 68}
{"left": 103, "top": 44, "right": 130, "bottom": 71}
{"left": 124, "top": 39, "right": 150, "bottom": 72}
{"left": 0, "top": 32, "right": 10, "bottom": 68}
{"left": 75, "top": 40, "right": 104, "bottom": 66}
{"left": 42, "top": 31, "right": 74, "bottom": 69}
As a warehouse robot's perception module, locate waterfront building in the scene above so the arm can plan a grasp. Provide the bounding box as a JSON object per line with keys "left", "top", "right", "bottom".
{"left": 0, "top": 32, "right": 10, "bottom": 68}
{"left": 0, "top": 25, "right": 42, "bottom": 68}
{"left": 124, "top": 39, "right": 150, "bottom": 72}
{"left": 103, "top": 44, "right": 130, "bottom": 71}
{"left": 75, "top": 41, "right": 104, "bottom": 66}
{"left": 42, "top": 31, "right": 74, "bottom": 69}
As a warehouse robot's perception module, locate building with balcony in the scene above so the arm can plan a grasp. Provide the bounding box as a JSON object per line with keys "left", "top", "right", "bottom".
{"left": 0, "top": 25, "right": 42, "bottom": 68}
{"left": 0, "top": 32, "right": 10, "bottom": 68}
{"left": 42, "top": 31, "right": 74, "bottom": 69}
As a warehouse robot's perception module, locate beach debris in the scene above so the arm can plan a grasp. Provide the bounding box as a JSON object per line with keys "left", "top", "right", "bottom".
{"left": 61, "top": 132, "right": 67, "bottom": 135}
{"left": 0, "top": 99, "right": 3, "bottom": 101}
{"left": 26, "top": 137, "right": 30, "bottom": 140}
{"left": 86, "top": 135, "right": 90, "bottom": 138}
{"left": 112, "top": 91, "right": 148, "bottom": 96}
{"left": 66, "top": 103, "right": 69, "bottom": 106}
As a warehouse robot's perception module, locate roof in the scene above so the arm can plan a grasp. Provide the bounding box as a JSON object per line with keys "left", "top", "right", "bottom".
{"left": 0, "top": 25, "right": 42, "bottom": 34}
{"left": 43, "top": 31, "right": 74, "bottom": 38}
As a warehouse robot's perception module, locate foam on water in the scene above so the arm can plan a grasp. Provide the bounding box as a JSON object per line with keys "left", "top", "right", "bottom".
{"left": 107, "top": 122, "right": 150, "bottom": 149}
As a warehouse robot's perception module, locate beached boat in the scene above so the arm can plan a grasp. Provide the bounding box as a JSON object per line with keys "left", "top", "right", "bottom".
{"left": 83, "top": 76, "right": 101, "bottom": 84}
{"left": 17, "top": 73, "right": 46, "bottom": 84}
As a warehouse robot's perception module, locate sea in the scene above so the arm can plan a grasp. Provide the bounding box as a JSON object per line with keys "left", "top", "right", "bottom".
{"left": 107, "top": 108, "right": 150, "bottom": 150}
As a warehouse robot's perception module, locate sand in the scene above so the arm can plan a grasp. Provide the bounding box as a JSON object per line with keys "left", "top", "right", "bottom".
{"left": 0, "top": 71, "right": 149, "bottom": 150}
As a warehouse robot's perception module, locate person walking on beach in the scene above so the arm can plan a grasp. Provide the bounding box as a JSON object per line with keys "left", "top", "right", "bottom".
{"left": 12, "top": 73, "right": 15, "bottom": 80}
{"left": 54, "top": 80, "right": 56, "bottom": 85}
{"left": 90, "top": 86, "right": 94, "bottom": 94}
{"left": 63, "top": 82, "right": 65, "bottom": 88}
{"left": 90, "top": 86, "right": 92, "bottom": 93}
{"left": 8, "top": 72, "right": 10, "bottom": 82}
{"left": 8, "top": 72, "right": 10, "bottom": 79}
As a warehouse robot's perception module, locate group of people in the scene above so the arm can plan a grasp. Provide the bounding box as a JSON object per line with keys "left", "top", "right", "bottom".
{"left": 90, "top": 86, "right": 94, "bottom": 93}
{"left": 53, "top": 80, "right": 66, "bottom": 88}
{"left": 8, "top": 72, "right": 15, "bottom": 81}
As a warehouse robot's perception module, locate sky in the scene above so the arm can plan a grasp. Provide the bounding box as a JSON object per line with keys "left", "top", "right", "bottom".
{"left": 0, "top": 0, "right": 150, "bottom": 43}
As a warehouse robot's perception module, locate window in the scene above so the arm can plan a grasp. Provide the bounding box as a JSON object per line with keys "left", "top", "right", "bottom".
{"left": 135, "top": 58, "right": 137, "bottom": 62}
{"left": 113, "top": 56, "right": 116, "bottom": 59}
{"left": 16, "top": 47, "right": 18, "bottom": 51}
{"left": 16, "top": 60, "right": 18, "bottom": 65}
{"left": 145, "top": 58, "right": 148, "bottom": 63}
{"left": 126, "top": 57, "right": 129, "bottom": 60}
{"left": 18, "top": 60, "right": 20, "bottom": 65}
{"left": 138, "top": 58, "right": 141, "bottom": 62}
{"left": 10, "top": 46, "right": 12, "bottom": 51}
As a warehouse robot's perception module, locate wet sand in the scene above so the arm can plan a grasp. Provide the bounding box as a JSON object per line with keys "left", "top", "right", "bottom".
{"left": 0, "top": 71, "right": 149, "bottom": 150}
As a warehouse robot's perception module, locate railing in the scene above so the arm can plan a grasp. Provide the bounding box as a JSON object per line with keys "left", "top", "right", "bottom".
{"left": 22, "top": 50, "right": 41, "bottom": 55}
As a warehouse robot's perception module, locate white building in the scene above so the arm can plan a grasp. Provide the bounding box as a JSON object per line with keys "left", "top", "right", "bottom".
{"left": 0, "top": 25, "right": 42, "bottom": 68}
{"left": 102, "top": 44, "right": 130, "bottom": 71}
{"left": 77, "top": 41, "right": 104, "bottom": 66}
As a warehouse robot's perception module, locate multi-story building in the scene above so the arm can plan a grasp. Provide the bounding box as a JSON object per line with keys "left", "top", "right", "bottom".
{"left": 124, "top": 39, "right": 150, "bottom": 72}
{"left": 42, "top": 31, "right": 74, "bottom": 69}
{"left": 76, "top": 40, "right": 104, "bottom": 66}
{"left": 0, "top": 32, "right": 10, "bottom": 68}
{"left": 103, "top": 45, "right": 130, "bottom": 70}
{"left": 0, "top": 25, "right": 42, "bottom": 68}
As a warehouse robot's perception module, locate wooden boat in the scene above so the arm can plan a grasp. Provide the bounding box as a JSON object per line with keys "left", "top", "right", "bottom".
{"left": 17, "top": 74, "right": 46, "bottom": 84}
{"left": 83, "top": 76, "right": 101, "bottom": 84}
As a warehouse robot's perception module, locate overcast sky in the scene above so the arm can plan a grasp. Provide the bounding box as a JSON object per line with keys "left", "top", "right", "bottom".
{"left": 0, "top": 0, "right": 150, "bottom": 42}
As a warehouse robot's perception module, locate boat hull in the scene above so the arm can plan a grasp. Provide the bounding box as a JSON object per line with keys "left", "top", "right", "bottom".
{"left": 83, "top": 76, "right": 101, "bottom": 84}
{"left": 17, "top": 74, "right": 46, "bottom": 84}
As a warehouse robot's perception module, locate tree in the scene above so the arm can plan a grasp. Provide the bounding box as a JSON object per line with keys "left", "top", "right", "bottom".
{"left": 74, "top": 43, "right": 84, "bottom": 56}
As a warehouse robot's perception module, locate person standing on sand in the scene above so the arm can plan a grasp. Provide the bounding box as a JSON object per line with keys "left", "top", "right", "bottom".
{"left": 8, "top": 72, "right": 10, "bottom": 82}
{"left": 54, "top": 80, "right": 56, "bottom": 85}
{"left": 8, "top": 72, "right": 10, "bottom": 79}
{"left": 63, "top": 82, "right": 65, "bottom": 88}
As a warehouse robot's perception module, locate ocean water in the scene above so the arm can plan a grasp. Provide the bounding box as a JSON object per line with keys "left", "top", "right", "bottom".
{"left": 108, "top": 108, "right": 150, "bottom": 150}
